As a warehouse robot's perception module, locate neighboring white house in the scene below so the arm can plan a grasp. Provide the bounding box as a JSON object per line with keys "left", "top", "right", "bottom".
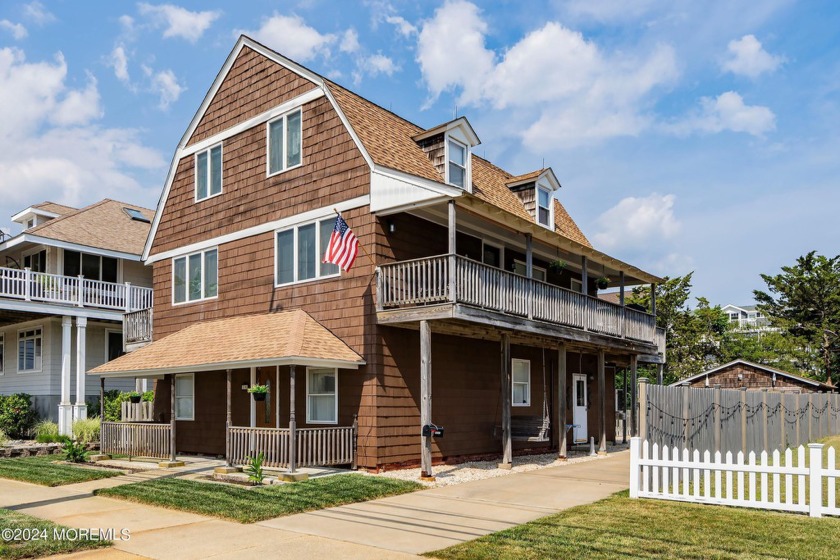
{"left": 0, "top": 200, "right": 154, "bottom": 435}
{"left": 722, "top": 304, "right": 775, "bottom": 332}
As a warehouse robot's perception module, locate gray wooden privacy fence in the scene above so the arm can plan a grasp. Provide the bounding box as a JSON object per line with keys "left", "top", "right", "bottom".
{"left": 100, "top": 422, "right": 171, "bottom": 459}
{"left": 227, "top": 424, "right": 357, "bottom": 469}
{"left": 640, "top": 382, "right": 840, "bottom": 456}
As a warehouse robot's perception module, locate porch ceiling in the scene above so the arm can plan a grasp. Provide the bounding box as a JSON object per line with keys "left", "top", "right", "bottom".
{"left": 0, "top": 309, "right": 45, "bottom": 328}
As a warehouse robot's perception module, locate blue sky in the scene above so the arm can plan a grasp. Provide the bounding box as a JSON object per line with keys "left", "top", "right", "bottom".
{"left": 0, "top": 1, "right": 838, "bottom": 306}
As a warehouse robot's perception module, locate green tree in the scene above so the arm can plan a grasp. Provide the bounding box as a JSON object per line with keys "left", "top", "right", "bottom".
{"left": 754, "top": 251, "right": 840, "bottom": 384}
{"left": 720, "top": 329, "right": 818, "bottom": 377}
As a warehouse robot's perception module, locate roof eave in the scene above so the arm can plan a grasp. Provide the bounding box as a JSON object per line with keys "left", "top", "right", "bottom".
{"left": 90, "top": 355, "right": 366, "bottom": 378}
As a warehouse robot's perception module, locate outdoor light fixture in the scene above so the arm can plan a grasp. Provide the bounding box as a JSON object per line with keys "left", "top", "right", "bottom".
{"left": 387, "top": 220, "right": 396, "bottom": 233}
{"left": 241, "top": 384, "right": 249, "bottom": 391}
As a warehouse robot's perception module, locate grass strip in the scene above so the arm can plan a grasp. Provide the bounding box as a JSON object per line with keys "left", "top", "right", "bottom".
{"left": 0, "top": 456, "right": 121, "bottom": 487}
{"left": 96, "top": 474, "right": 422, "bottom": 523}
{"left": 0, "top": 508, "right": 111, "bottom": 559}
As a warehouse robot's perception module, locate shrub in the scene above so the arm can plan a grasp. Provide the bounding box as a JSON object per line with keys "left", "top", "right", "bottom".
{"left": 244, "top": 452, "right": 265, "bottom": 485}
{"left": 0, "top": 393, "right": 38, "bottom": 439}
{"left": 35, "top": 420, "right": 60, "bottom": 443}
{"left": 63, "top": 440, "right": 88, "bottom": 463}
{"left": 73, "top": 418, "right": 100, "bottom": 443}
{"left": 0, "top": 429, "right": 7, "bottom": 446}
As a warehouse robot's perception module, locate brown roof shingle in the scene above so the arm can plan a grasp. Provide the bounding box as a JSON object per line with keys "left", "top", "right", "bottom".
{"left": 31, "top": 201, "right": 77, "bottom": 216}
{"left": 27, "top": 199, "right": 153, "bottom": 256}
{"left": 90, "top": 310, "right": 364, "bottom": 375}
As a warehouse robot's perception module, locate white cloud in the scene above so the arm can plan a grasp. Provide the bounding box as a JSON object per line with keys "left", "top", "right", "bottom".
{"left": 108, "top": 46, "right": 130, "bottom": 83}
{"left": 241, "top": 14, "right": 336, "bottom": 62}
{"left": 0, "top": 20, "right": 27, "bottom": 40}
{"left": 673, "top": 91, "right": 776, "bottom": 136}
{"left": 593, "top": 193, "right": 680, "bottom": 251}
{"left": 340, "top": 29, "right": 360, "bottom": 53}
{"left": 22, "top": 2, "right": 56, "bottom": 25}
{"left": 150, "top": 69, "right": 185, "bottom": 110}
{"left": 416, "top": 1, "right": 678, "bottom": 147}
{"left": 0, "top": 47, "right": 164, "bottom": 217}
{"left": 137, "top": 3, "right": 220, "bottom": 43}
{"left": 353, "top": 53, "right": 398, "bottom": 85}
{"left": 722, "top": 34, "right": 783, "bottom": 78}
{"left": 385, "top": 15, "right": 417, "bottom": 37}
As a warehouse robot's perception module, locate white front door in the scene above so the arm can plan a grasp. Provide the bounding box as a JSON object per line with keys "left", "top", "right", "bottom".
{"left": 572, "top": 374, "right": 588, "bottom": 443}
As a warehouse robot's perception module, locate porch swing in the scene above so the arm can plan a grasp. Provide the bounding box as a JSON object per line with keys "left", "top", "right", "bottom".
{"left": 493, "top": 349, "right": 551, "bottom": 443}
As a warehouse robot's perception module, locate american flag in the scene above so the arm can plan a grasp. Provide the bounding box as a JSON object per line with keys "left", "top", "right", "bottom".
{"left": 323, "top": 214, "right": 358, "bottom": 271}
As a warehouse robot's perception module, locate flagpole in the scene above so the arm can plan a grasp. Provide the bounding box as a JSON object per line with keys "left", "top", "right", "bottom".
{"left": 334, "top": 209, "right": 375, "bottom": 267}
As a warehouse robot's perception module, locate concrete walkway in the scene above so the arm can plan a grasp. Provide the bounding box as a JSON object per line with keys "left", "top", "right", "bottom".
{"left": 1, "top": 451, "right": 630, "bottom": 559}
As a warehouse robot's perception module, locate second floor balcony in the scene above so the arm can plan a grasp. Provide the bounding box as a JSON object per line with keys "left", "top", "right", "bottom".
{"left": 376, "top": 254, "right": 663, "bottom": 355}
{"left": 0, "top": 266, "right": 153, "bottom": 314}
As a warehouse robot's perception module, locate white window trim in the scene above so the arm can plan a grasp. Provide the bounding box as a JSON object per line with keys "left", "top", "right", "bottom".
{"left": 513, "top": 259, "right": 547, "bottom": 282}
{"left": 17, "top": 326, "right": 43, "bottom": 374}
{"left": 104, "top": 329, "right": 123, "bottom": 362}
{"left": 60, "top": 249, "right": 122, "bottom": 283}
{"left": 194, "top": 143, "right": 223, "bottom": 202}
{"left": 266, "top": 108, "right": 304, "bottom": 178}
{"left": 274, "top": 218, "right": 341, "bottom": 287}
{"left": 512, "top": 358, "right": 531, "bottom": 407}
{"left": 171, "top": 248, "right": 219, "bottom": 306}
{"left": 536, "top": 185, "right": 554, "bottom": 229}
{"left": 0, "top": 333, "right": 4, "bottom": 375}
{"left": 175, "top": 373, "right": 195, "bottom": 421}
{"left": 306, "top": 367, "right": 338, "bottom": 425}
{"left": 481, "top": 240, "right": 504, "bottom": 269}
{"left": 444, "top": 136, "right": 471, "bottom": 192}
{"left": 570, "top": 278, "right": 583, "bottom": 293}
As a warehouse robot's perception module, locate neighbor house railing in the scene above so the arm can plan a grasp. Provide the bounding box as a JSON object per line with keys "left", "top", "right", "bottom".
{"left": 376, "top": 254, "right": 658, "bottom": 344}
{"left": 630, "top": 438, "right": 840, "bottom": 518}
{"left": 227, "top": 424, "right": 357, "bottom": 469}
{"left": 124, "top": 308, "right": 153, "bottom": 348}
{"left": 100, "top": 421, "right": 171, "bottom": 459}
{"left": 0, "top": 266, "right": 153, "bottom": 312}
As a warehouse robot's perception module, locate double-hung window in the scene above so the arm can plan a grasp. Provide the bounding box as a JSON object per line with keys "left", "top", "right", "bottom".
{"left": 0, "top": 333, "right": 4, "bottom": 375}
{"left": 513, "top": 260, "right": 547, "bottom": 282}
{"left": 275, "top": 218, "right": 339, "bottom": 285}
{"left": 195, "top": 144, "right": 222, "bottom": 201}
{"left": 537, "top": 186, "right": 552, "bottom": 227}
{"left": 173, "top": 248, "right": 218, "bottom": 304}
{"left": 447, "top": 139, "right": 467, "bottom": 188}
{"left": 18, "top": 328, "right": 42, "bottom": 373}
{"left": 175, "top": 374, "right": 194, "bottom": 420}
{"left": 307, "top": 368, "right": 337, "bottom": 424}
{"left": 512, "top": 359, "right": 531, "bottom": 406}
{"left": 268, "top": 109, "right": 302, "bottom": 175}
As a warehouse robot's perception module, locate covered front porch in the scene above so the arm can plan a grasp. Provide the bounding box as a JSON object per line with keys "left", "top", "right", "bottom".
{"left": 90, "top": 310, "right": 365, "bottom": 474}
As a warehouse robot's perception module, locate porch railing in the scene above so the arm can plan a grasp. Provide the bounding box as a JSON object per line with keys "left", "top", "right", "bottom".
{"left": 124, "top": 308, "right": 153, "bottom": 348}
{"left": 228, "top": 424, "right": 357, "bottom": 469}
{"left": 377, "top": 254, "right": 658, "bottom": 344}
{"left": 120, "top": 401, "right": 155, "bottom": 422}
{"left": 0, "top": 266, "right": 153, "bottom": 312}
{"left": 100, "top": 421, "right": 171, "bottom": 459}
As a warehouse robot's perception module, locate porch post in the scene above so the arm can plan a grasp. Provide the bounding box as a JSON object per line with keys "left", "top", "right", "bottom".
{"left": 630, "top": 355, "right": 638, "bottom": 437}
{"left": 581, "top": 257, "right": 588, "bottom": 296}
{"left": 249, "top": 367, "right": 257, "bottom": 428}
{"left": 500, "top": 332, "right": 512, "bottom": 469}
{"left": 275, "top": 366, "right": 280, "bottom": 428}
{"left": 619, "top": 271, "right": 626, "bottom": 339}
{"left": 420, "top": 320, "right": 433, "bottom": 477}
{"left": 526, "top": 234, "right": 533, "bottom": 319}
{"left": 651, "top": 283, "right": 657, "bottom": 316}
{"left": 622, "top": 367, "right": 628, "bottom": 443}
{"left": 557, "top": 343, "right": 567, "bottom": 459}
{"left": 73, "top": 317, "right": 88, "bottom": 420}
{"left": 657, "top": 363, "right": 664, "bottom": 385}
{"left": 448, "top": 200, "right": 457, "bottom": 303}
{"left": 58, "top": 316, "right": 73, "bottom": 436}
{"left": 99, "top": 377, "right": 105, "bottom": 420}
{"left": 169, "top": 373, "right": 176, "bottom": 462}
{"left": 598, "top": 349, "right": 607, "bottom": 454}
{"left": 225, "top": 369, "right": 232, "bottom": 467}
{"left": 289, "top": 365, "right": 297, "bottom": 474}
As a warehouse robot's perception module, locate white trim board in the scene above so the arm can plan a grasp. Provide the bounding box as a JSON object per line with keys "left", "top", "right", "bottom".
{"left": 146, "top": 195, "right": 369, "bottom": 264}
{"left": 92, "top": 356, "right": 365, "bottom": 378}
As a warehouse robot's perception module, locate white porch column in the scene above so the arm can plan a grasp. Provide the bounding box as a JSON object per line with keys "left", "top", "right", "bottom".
{"left": 73, "top": 317, "right": 88, "bottom": 421}
{"left": 58, "top": 316, "right": 73, "bottom": 436}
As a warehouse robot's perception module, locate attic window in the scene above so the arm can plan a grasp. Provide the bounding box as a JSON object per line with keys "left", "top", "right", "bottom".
{"left": 447, "top": 139, "right": 467, "bottom": 189}
{"left": 537, "top": 186, "right": 552, "bottom": 227}
{"left": 124, "top": 208, "right": 151, "bottom": 223}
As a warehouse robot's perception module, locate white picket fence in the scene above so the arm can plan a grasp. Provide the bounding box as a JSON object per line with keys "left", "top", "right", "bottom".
{"left": 629, "top": 437, "right": 840, "bottom": 518}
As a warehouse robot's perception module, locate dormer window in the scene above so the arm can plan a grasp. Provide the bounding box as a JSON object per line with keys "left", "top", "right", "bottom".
{"left": 537, "top": 186, "right": 552, "bottom": 227}
{"left": 447, "top": 139, "right": 467, "bottom": 188}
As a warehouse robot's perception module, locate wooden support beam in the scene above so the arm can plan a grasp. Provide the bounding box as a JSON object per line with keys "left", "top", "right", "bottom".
{"left": 526, "top": 234, "right": 533, "bottom": 278}
{"left": 225, "top": 369, "right": 232, "bottom": 467}
{"left": 557, "top": 343, "right": 567, "bottom": 459}
{"left": 619, "top": 271, "right": 625, "bottom": 306}
{"left": 622, "top": 367, "right": 628, "bottom": 443}
{"left": 581, "top": 256, "right": 588, "bottom": 296}
{"left": 420, "top": 320, "right": 433, "bottom": 478}
{"left": 448, "top": 200, "right": 457, "bottom": 304}
{"left": 289, "top": 365, "right": 297, "bottom": 474}
{"left": 500, "top": 332, "right": 512, "bottom": 468}
{"left": 598, "top": 349, "right": 607, "bottom": 454}
{"left": 249, "top": 367, "right": 257, "bottom": 428}
{"left": 169, "top": 374, "right": 176, "bottom": 462}
{"left": 651, "top": 283, "right": 657, "bottom": 316}
{"left": 99, "top": 377, "right": 105, "bottom": 420}
{"left": 630, "top": 355, "right": 638, "bottom": 437}
{"left": 275, "top": 366, "right": 280, "bottom": 428}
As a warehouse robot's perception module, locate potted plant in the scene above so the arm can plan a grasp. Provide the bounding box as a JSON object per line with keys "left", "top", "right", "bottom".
{"left": 548, "top": 259, "right": 567, "bottom": 273}
{"left": 595, "top": 276, "right": 610, "bottom": 290}
{"left": 127, "top": 391, "right": 142, "bottom": 404}
{"left": 248, "top": 385, "right": 268, "bottom": 401}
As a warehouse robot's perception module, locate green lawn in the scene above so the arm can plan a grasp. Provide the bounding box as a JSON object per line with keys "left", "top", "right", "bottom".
{"left": 0, "top": 508, "right": 111, "bottom": 559}
{"left": 0, "top": 456, "right": 121, "bottom": 487}
{"left": 96, "top": 474, "right": 422, "bottom": 523}
{"left": 428, "top": 490, "right": 840, "bottom": 560}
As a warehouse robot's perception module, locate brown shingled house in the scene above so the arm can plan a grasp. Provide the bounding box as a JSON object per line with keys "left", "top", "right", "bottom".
{"left": 0, "top": 200, "right": 154, "bottom": 433}
{"left": 672, "top": 360, "right": 836, "bottom": 393}
{"left": 92, "top": 36, "right": 666, "bottom": 475}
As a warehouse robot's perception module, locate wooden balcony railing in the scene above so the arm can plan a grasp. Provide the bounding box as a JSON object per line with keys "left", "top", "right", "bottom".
{"left": 377, "top": 254, "right": 659, "bottom": 345}
{"left": 100, "top": 421, "right": 171, "bottom": 459}
{"left": 124, "top": 307, "right": 153, "bottom": 348}
{"left": 227, "top": 424, "right": 357, "bottom": 469}
{"left": 0, "top": 266, "right": 153, "bottom": 312}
